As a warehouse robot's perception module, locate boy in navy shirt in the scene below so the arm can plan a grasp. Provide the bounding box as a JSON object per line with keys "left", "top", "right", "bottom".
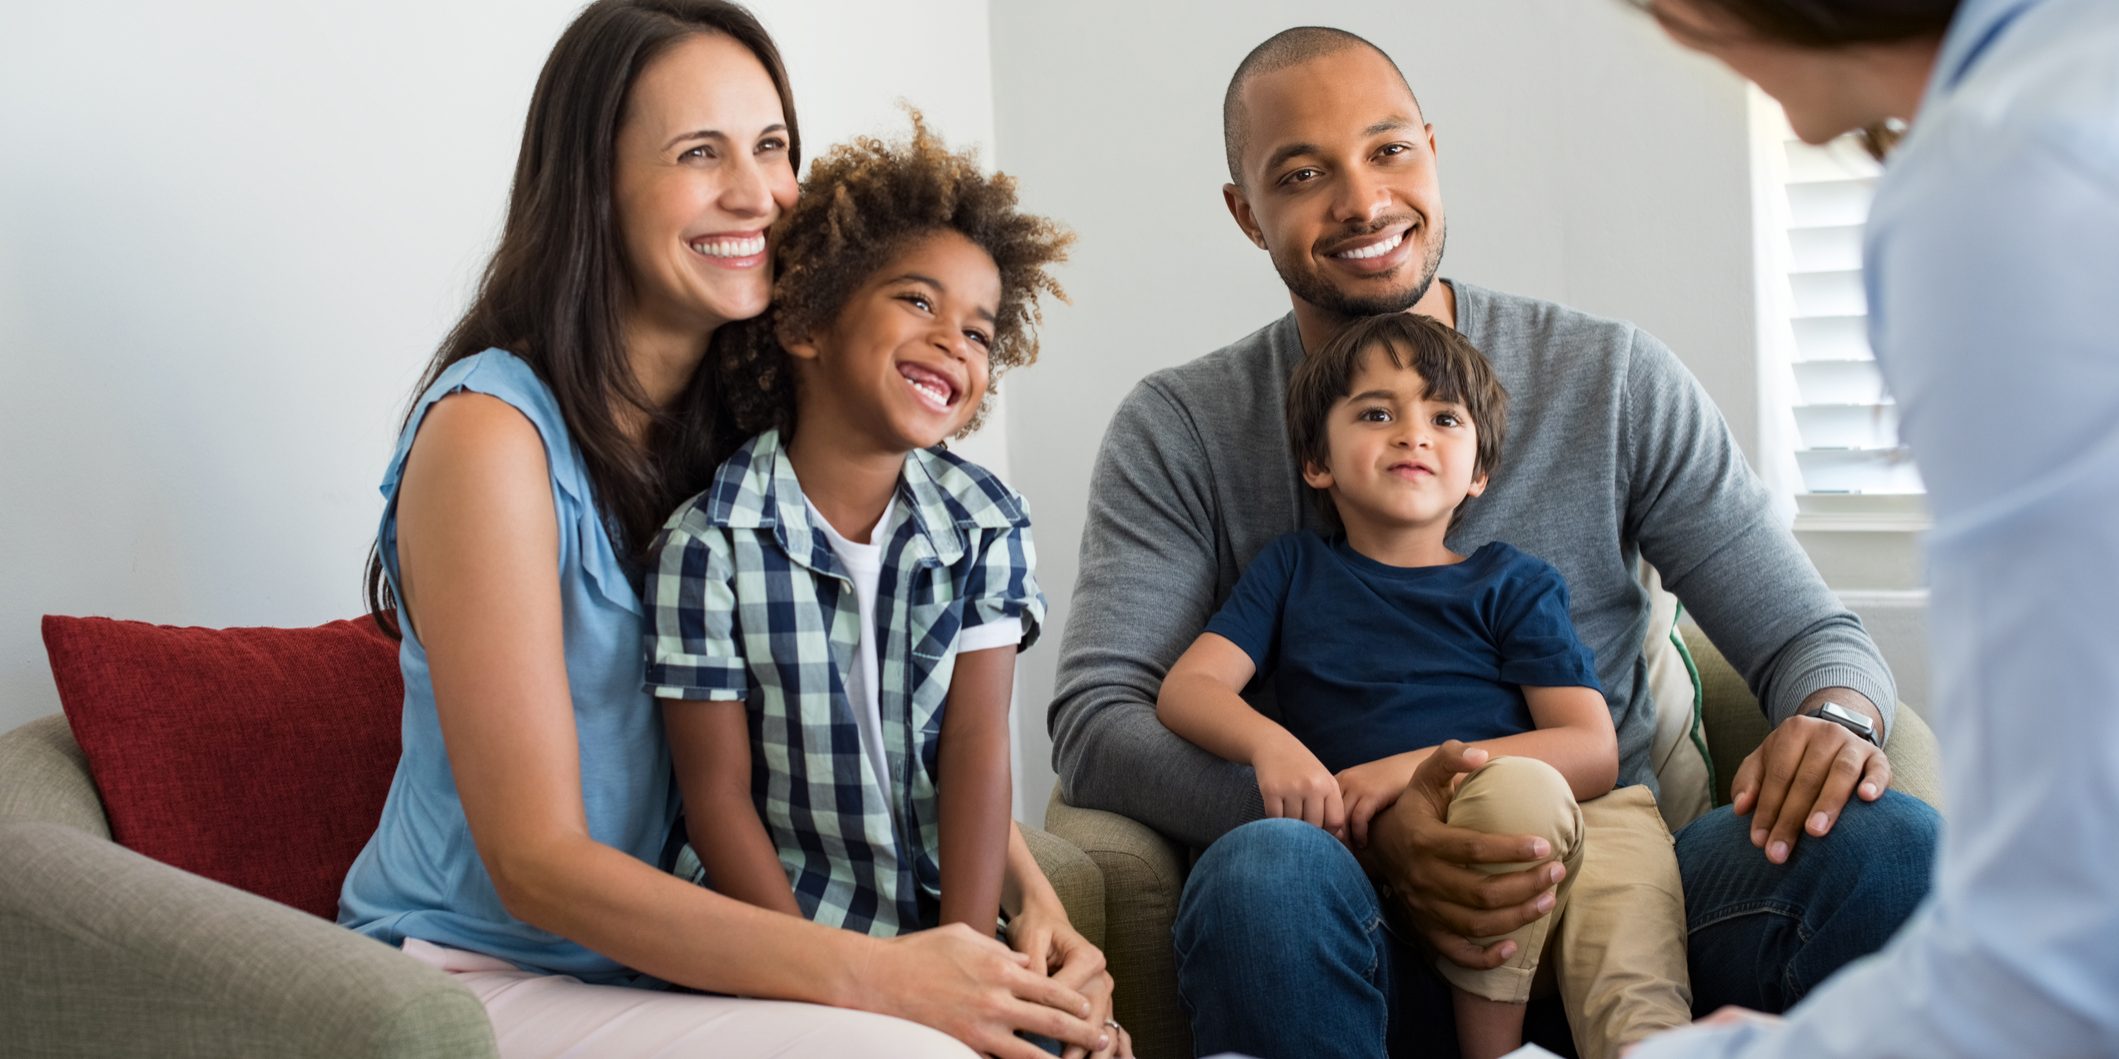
{"left": 1156, "top": 313, "right": 1689, "bottom": 1059}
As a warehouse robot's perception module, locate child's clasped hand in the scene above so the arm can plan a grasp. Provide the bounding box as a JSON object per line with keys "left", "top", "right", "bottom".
{"left": 1253, "top": 734, "right": 1347, "bottom": 838}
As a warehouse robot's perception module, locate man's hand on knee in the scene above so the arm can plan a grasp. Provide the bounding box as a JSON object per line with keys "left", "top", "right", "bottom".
{"left": 1361, "top": 742, "right": 1567, "bottom": 970}
{"left": 1730, "top": 690, "right": 1892, "bottom": 864}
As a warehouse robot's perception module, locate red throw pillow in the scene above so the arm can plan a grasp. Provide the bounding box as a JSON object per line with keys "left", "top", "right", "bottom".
{"left": 41, "top": 615, "right": 403, "bottom": 920}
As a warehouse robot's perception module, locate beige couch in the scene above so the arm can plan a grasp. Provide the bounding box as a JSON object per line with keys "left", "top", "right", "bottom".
{"left": 0, "top": 712, "right": 1107, "bottom": 1059}
{"left": 0, "top": 627, "right": 1940, "bottom": 1057}
{"left": 1043, "top": 626, "right": 1947, "bottom": 1059}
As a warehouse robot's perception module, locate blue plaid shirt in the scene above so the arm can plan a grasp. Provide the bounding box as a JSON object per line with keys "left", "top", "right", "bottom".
{"left": 643, "top": 429, "right": 1045, "bottom": 935}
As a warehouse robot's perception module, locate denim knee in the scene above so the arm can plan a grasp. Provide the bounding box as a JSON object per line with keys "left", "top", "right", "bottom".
{"left": 1174, "top": 818, "right": 1388, "bottom": 968}
{"left": 1175, "top": 819, "right": 1397, "bottom": 1059}
{"left": 1804, "top": 789, "right": 1939, "bottom": 924}
{"left": 1677, "top": 789, "right": 1937, "bottom": 918}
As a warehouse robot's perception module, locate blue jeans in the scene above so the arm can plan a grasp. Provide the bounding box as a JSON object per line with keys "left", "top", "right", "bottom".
{"left": 1677, "top": 789, "right": 1939, "bottom": 1014}
{"left": 1173, "top": 793, "right": 1937, "bottom": 1058}
{"left": 1173, "top": 820, "right": 1434, "bottom": 1059}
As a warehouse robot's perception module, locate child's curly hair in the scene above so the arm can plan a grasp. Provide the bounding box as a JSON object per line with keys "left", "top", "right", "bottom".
{"left": 720, "top": 110, "right": 1072, "bottom": 437}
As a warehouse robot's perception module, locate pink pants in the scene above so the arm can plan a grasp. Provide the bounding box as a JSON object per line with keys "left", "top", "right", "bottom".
{"left": 405, "top": 939, "right": 976, "bottom": 1058}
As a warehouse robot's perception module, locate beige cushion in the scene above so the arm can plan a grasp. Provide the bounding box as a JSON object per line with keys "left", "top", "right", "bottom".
{"left": 1641, "top": 563, "right": 1715, "bottom": 831}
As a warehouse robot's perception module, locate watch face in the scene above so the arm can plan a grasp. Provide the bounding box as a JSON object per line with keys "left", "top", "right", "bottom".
{"left": 1814, "top": 702, "right": 1880, "bottom": 745}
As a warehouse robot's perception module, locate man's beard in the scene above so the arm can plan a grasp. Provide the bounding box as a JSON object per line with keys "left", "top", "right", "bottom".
{"left": 1276, "top": 217, "right": 1448, "bottom": 319}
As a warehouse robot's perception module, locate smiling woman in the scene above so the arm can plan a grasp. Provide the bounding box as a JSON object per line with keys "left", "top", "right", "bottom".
{"left": 362, "top": 5, "right": 799, "bottom": 618}
{"left": 335, "top": 3, "right": 1114, "bottom": 1056}
{"left": 611, "top": 33, "right": 795, "bottom": 380}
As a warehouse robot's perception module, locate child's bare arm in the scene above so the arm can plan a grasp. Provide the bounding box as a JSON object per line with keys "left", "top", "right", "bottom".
{"left": 1158, "top": 633, "right": 1344, "bottom": 833}
{"left": 938, "top": 645, "right": 1014, "bottom": 931}
{"left": 1154, "top": 633, "right": 1274, "bottom": 760}
{"left": 665, "top": 700, "right": 803, "bottom": 916}
{"left": 1484, "top": 685, "right": 1620, "bottom": 800}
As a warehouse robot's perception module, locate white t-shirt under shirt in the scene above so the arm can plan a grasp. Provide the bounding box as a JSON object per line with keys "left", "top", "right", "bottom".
{"left": 806, "top": 496, "right": 1024, "bottom": 790}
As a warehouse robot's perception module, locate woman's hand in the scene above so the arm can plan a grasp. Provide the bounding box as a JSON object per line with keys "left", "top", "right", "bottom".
{"left": 858, "top": 924, "right": 1108, "bottom": 1059}
{"left": 1008, "top": 894, "right": 1131, "bottom": 1059}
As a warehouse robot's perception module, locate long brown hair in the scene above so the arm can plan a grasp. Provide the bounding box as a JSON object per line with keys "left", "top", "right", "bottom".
{"left": 365, "top": 0, "right": 800, "bottom": 636}
{"left": 1636, "top": 0, "right": 1959, "bottom": 156}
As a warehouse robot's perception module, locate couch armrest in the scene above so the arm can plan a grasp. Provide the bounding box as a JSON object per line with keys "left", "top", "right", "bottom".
{"left": 1875, "top": 706, "right": 1943, "bottom": 810}
{"left": 0, "top": 820, "right": 496, "bottom": 1058}
{"left": 0, "top": 714, "right": 110, "bottom": 837}
{"left": 1019, "top": 820, "right": 1107, "bottom": 949}
{"left": 1043, "top": 791, "right": 1190, "bottom": 1059}
{"left": 1684, "top": 628, "right": 1945, "bottom": 812}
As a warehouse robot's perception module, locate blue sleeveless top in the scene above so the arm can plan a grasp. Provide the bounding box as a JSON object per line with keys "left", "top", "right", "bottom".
{"left": 339, "top": 349, "right": 675, "bottom": 983}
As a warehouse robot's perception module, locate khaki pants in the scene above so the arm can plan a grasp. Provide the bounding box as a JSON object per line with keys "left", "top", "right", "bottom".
{"left": 1438, "top": 757, "right": 1692, "bottom": 1059}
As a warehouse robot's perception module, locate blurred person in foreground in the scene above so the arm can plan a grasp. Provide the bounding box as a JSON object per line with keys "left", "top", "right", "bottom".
{"left": 1632, "top": 0, "right": 2119, "bottom": 1054}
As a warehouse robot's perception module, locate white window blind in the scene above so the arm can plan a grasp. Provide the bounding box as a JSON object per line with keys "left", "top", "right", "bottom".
{"left": 1766, "top": 118, "right": 1925, "bottom": 499}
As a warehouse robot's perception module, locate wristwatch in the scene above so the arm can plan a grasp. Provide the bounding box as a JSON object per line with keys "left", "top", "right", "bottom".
{"left": 1806, "top": 701, "right": 1883, "bottom": 747}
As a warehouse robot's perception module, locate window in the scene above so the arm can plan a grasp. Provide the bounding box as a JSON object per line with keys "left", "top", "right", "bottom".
{"left": 1749, "top": 95, "right": 1929, "bottom": 703}
{"left": 1753, "top": 94, "right": 1925, "bottom": 523}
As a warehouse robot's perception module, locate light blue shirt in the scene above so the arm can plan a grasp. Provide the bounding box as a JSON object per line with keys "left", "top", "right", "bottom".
{"left": 339, "top": 349, "right": 676, "bottom": 984}
{"left": 1637, "top": 0, "right": 2119, "bottom": 1054}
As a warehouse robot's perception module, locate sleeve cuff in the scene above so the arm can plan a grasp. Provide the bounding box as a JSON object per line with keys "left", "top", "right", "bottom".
{"left": 1772, "top": 661, "right": 1899, "bottom": 738}
{"left": 958, "top": 615, "right": 1027, "bottom": 654}
{"left": 643, "top": 661, "right": 749, "bottom": 702}
{"left": 1627, "top": 1021, "right": 1764, "bottom": 1059}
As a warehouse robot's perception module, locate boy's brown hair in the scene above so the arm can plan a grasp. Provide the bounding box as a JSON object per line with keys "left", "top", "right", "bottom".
{"left": 719, "top": 110, "right": 1072, "bottom": 437}
{"left": 1286, "top": 312, "right": 1509, "bottom": 529}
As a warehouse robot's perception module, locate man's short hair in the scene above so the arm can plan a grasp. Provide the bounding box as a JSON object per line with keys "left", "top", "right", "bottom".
{"left": 1222, "top": 26, "right": 1422, "bottom": 186}
{"left": 1286, "top": 313, "right": 1508, "bottom": 530}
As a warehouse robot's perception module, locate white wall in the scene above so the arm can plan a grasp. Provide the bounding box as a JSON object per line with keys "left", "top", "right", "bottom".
{"left": 989, "top": 1, "right": 1767, "bottom": 821}
{"left": 0, "top": 0, "right": 999, "bottom": 734}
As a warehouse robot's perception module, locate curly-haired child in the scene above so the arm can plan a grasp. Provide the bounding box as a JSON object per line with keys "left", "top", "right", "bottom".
{"left": 642, "top": 113, "right": 1072, "bottom": 949}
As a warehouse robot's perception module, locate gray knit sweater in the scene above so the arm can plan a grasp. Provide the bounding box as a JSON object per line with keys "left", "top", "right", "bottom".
{"left": 1047, "top": 280, "right": 1896, "bottom": 848}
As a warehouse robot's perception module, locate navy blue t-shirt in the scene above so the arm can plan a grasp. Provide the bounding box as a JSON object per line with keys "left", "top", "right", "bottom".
{"left": 1203, "top": 532, "right": 1601, "bottom": 774}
